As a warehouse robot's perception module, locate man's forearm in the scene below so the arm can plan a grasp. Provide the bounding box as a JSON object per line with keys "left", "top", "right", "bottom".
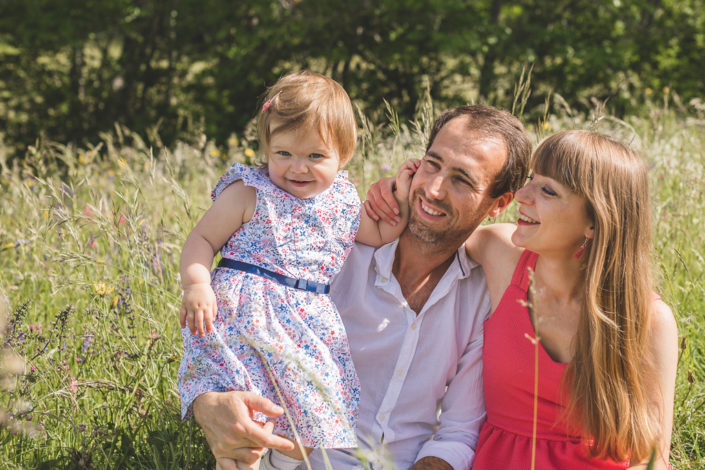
{"left": 410, "top": 456, "right": 453, "bottom": 470}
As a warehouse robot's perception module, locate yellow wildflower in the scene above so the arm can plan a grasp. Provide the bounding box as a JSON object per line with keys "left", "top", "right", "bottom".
{"left": 663, "top": 86, "right": 670, "bottom": 94}
{"left": 244, "top": 148, "right": 255, "bottom": 158}
{"left": 541, "top": 121, "right": 552, "bottom": 131}
{"left": 93, "top": 283, "right": 114, "bottom": 296}
{"left": 117, "top": 158, "right": 127, "bottom": 168}
{"left": 210, "top": 148, "right": 221, "bottom": 158}
{"left": 26, "top": 180, "right": 34, "bottom": 188}
{"left": 43, "top": 210, "right": 49, "bottom": 219}
{"left": 645, "top": 88, "right": 653, "bottom": 96}
{"left": 78, "top": 153, "right": 87, "bottom": 164}
{"left": 3, "top": 242, "right": 14, "bottom": 249}
{"left": 111, "top": 295, "right": 119, "bottom": 308}
{"left": 228, "top": 136, "right": 239, "bottom": 147}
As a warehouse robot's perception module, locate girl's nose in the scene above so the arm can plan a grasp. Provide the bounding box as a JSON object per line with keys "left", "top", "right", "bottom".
{"left": 291, "top": 157, "right": 308, "bottom": 172}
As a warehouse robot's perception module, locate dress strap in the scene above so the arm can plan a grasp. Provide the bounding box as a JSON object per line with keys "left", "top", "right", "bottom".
{"left": 510, "top": 250, "right": 539, "bottom": 292}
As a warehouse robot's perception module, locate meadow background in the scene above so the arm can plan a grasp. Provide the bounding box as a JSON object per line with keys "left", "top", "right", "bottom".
{"left": 1, "top": 1, "right": 705, "bottom": 468}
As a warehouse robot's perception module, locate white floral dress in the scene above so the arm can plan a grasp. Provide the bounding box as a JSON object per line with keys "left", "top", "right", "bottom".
{"left": 178, "top": 162, "right": 361, "bottom": 448}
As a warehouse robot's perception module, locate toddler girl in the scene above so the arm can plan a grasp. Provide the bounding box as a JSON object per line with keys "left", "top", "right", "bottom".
{"left": 177, "top": 71, "right": 410, "bottom": 470}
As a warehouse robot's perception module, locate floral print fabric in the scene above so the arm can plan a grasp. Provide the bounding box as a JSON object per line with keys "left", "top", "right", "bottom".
{"left": 178, "top": 162, "right": 361, "bottom": 448}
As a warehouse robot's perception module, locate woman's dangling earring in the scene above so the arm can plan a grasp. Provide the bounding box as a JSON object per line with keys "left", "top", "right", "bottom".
{"left": 573, "top": 237, "right": 590, "bottom": 259}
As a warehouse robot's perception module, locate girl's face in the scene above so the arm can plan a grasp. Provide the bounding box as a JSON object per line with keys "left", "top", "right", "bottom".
{"left": 511, "top": 171, "right": 594, "bottom": 257}
{"left": 266, "top": 120, "right": 340, "bottom": 199}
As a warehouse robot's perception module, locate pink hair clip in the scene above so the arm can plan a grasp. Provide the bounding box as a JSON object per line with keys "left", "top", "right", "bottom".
{"left": 261, "top": 92, "right": 281, "bottom": 115}
{"left": 261, "top": 98, "right": 273, "bottom": 115}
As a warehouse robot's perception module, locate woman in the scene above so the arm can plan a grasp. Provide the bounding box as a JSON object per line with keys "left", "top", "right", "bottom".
{"left": 367, "top": 130, "right": 678, "bottom": 469}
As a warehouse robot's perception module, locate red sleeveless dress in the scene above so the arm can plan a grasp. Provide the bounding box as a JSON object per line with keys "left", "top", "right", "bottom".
{"left": 472, "top": 250, "right": 629, "bottom": 469}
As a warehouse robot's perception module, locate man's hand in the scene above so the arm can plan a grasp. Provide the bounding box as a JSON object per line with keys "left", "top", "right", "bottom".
{"left": 410, "top": 456, "right": 453, "bottom": 470}
{"left": 193, "top": 391, "right": 294, "bottom": 464}
{"left": 180, "top": 283, "right": 217, "bottom": 337}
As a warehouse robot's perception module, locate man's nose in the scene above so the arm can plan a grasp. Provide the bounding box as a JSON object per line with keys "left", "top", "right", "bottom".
{"left": 426, "top": 175, "right": 446, "bottom": 199}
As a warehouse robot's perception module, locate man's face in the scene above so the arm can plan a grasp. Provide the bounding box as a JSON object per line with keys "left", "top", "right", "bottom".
{"left": 407, "top": 116, "right": 509, "bottom": 246}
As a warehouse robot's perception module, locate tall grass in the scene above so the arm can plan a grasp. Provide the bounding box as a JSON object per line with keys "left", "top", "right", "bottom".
{"left": 1, "top": 97, "right": 704, "bottom": 468}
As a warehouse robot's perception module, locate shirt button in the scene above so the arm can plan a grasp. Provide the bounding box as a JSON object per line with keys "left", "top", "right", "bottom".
{"left": 396, "top": 369, "right": 403, "bottom": 377}
{"left": 410, "top": 322, "right": 417, "bottom": 330}
{"left": 378, "top": 413, "right": 386, "bottom": 421}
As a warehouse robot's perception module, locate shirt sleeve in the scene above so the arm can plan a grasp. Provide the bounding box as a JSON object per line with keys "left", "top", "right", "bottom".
{"left": 414, "top": 329, "right": 486, "bottom": 470}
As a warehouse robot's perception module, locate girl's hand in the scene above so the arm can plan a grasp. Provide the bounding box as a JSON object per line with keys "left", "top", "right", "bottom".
{"left": 364, "top": 159, "right": 419, "bottom": 225}
{"left": 180, "top": 283, "right": 217, "bottom": 337}
{"left": 393, "top": 159, "right": 420, "bottom": 205}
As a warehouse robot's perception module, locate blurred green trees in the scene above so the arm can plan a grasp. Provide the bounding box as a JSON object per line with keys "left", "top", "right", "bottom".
{"left": 0, "top": 0, "right": 703, "bottom": 157}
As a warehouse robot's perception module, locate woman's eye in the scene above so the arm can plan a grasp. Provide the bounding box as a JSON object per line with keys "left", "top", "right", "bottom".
{"left": 541, "top": 186, "right": 557, "bottom": 196}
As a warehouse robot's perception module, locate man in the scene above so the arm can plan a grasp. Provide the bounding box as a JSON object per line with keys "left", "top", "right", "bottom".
{"left": 191, "top": 105, "right": 531, "bottom": 469}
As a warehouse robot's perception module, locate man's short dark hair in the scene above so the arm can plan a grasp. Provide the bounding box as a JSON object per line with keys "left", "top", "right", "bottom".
{"left": 426, "top": 105, "right": 531, "bottom": 197}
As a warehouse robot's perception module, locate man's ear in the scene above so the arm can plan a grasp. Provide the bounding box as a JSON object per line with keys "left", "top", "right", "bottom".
{"left": 488, "top": 192, "right": 513, "bottom": 218}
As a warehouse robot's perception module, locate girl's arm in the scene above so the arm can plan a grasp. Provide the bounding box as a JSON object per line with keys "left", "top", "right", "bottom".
{"left": 179, "top": 181, "right": 256, "bottom": 336}
{"left": 355, "top": 161, "right": 415, "bottom": 246}
{"left": 628, "top": 300, "right": 678, "bottom": 470}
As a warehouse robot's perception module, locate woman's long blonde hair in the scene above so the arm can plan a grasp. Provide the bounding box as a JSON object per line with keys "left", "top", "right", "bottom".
{"left": 533, "top": 130, "right": 659, "bottom": 462}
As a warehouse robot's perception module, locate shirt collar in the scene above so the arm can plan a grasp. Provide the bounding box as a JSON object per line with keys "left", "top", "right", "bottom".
{"left": 372, "top": 239, "right": 478, "bottom": 283}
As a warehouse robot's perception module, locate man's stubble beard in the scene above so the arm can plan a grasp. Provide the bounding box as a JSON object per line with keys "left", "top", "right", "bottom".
{"left": 406, "top": 190, "right": 475, "bottom": 247}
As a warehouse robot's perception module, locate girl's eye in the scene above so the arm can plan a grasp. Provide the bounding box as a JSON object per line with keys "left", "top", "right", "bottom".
{"left": 276, "top": 150, "right": 291, "bottom": 157}
{"left": 309, "top": 153, "right": 324, "bottom": 160}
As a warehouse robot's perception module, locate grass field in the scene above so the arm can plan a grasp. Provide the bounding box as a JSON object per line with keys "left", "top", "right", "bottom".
{"left": 1, "top": 100, "right": 704, "bottom": 469}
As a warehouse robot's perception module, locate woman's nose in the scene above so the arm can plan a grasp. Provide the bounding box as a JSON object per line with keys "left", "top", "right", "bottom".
{"left": 515, "top": 183, "right": 532, "bottom": 204}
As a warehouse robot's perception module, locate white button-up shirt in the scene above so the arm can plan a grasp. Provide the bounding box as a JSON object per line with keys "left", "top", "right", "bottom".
{"left": 307, "top": 240, "right": 490, "bottom": 470}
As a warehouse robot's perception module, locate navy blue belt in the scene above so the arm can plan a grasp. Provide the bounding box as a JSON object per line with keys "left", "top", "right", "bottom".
{"left": 217, "top": 258, "right": 330, "bottom": 294}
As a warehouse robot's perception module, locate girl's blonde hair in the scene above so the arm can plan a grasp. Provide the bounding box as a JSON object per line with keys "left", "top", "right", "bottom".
{"left": 257, "top": 70, "right": 357, "bottom": 167}
{"left": 532, "top": 130, "right": 659, "bottom": 462}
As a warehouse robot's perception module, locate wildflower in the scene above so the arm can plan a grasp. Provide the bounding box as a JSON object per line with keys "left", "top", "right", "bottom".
{"left": 210, "top": 148, "right": 221, "bottom": 158}
{"left": 108, "top": 170, "right": 115, "bottom": 177}
{"left": 111, "top": 295, "right": 119, "bottom": 308}
{"left": 645, "top": 88, "right": 653, "bottom": 96}
{"left": 143, "top": 161, "right": 151, "bottom": 170}
{"left": 663, "top": 86, "right": 670, "bottom": 94}
{"left": 3, "top": 242, "right": 14, "bottom": 250}
{"left": 93, "top": 283, "right": 114, "bottom": 296}
{"left": 244, "top": 148, "right": 256, "bottom": 158}
{"left": 117, "top": 158, "right": 127, "bottom": 168}
{"left": 382, "top": 164, "right": 391, "bottom": 172}
{"left": 43, "top": 210, "right": 48, "bottom": 219}
{"left": 148, "top": 333, "right": 160, "bottom": 339}
{"left": 78, "top": 153, "right": 87, "bottom": 164}
{"left": 228, "top": 136, "right": 239, "bottom": 147}
{"left": 75, "top": 357, "right": 83, "bottom": 363}
{"left": 541, "top": 121, "right": 552, "bottom": 131}
{"left": 69, "top": 377, "right": 78, "bottom": 392}
{"left": 26, "top": 180, "right": 34, "bottom": 188}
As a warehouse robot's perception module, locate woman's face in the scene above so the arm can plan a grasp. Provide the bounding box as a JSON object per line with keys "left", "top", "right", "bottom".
{"left": 511, "top": 171, "right": 594, "bottom": 257}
